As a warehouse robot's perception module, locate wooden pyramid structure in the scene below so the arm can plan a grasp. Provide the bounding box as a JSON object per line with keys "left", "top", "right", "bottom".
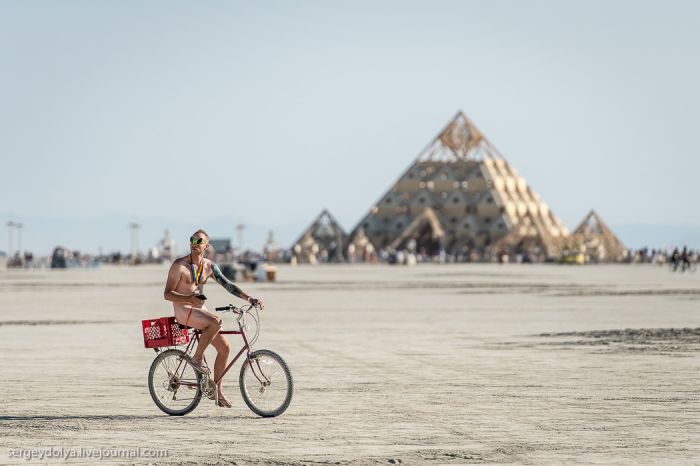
{"left": 572, "top": 210, "right": 626, "bottom": 262}
{"left": 291, "top": 209, "right": 348, "bottom": 263}
{"left": 350, "top": 111, "right": 569, "bottom": 259}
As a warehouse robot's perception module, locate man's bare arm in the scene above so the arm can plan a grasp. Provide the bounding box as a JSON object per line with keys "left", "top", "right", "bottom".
{"left": 211, "top": 262, "right": 249, "bottom": 301}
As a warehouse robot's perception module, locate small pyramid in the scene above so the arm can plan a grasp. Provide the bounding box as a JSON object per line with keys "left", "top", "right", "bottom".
{"left": 351, "top": 112, "right": 569, "bottom": 260}
{"left": 572, "top": 210, "right": 626, "bottom": 262}
{"left": 291, "top": 209, "right": 347, "bottom": 263}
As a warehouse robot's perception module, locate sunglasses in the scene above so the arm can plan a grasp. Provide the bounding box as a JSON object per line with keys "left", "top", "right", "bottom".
{"left": 190, "top": 237, "right": 207, "bottom": 245}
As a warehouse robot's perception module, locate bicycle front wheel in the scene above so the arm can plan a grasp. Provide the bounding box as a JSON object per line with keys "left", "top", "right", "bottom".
{"left": 148, "top": 349, "right": 203, "bottom": 416}
{"left": 239, "top": 349, "right": 293, "bottom": 417}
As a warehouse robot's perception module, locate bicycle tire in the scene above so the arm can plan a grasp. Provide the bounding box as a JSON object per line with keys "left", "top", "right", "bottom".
{"left": 148, "top": 349, "right": 203, "bottom": 416}
{"left": 239, "top": 349, "right": 293, "bottom": 417}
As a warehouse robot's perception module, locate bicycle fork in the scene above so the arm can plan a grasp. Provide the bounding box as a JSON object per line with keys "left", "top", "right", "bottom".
{"left": 248, "top": 356, "right": 272, "bottom": 389}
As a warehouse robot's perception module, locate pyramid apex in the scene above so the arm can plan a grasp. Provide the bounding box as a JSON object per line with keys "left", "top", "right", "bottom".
{"left": 575, "top": 209, "right": 613, "bottom": 236}
{"left": 583, "top": 210, "right": 604, "bottom": 225}
{"left": 417, "top": 111, "right": 502, "bottom": 162}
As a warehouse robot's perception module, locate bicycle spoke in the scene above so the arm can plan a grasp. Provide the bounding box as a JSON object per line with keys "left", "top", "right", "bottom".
{"left": 163, "top": 355, "right": 176, "bottom": 373}
{"left": 158, "top": 390, "right": 174, "bottom": 403}
{"left": 254, "top": 357, "right": 281, "bottom": 380}
{"left": 263, "top": 365, "right": 282, "bottom": 381}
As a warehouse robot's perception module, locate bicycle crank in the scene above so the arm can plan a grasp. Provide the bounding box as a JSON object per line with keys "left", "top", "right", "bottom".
{"left": 200, "top": 377, "right": 216, "bottom": 398}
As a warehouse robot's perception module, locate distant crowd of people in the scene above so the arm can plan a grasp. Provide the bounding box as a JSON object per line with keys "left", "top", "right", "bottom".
{"left": 4, "top": 245, "right": 699, "bottom": 269}
{"left": 625, "top": 246, "right": 698, "bottom": 267}
{"left": 295, "top": 245, "right": 545, "bottom": 265}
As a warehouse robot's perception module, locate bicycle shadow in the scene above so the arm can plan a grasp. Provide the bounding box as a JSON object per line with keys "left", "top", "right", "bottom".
{"left": 0, "top": 413, "right": 253, "bottom": 422}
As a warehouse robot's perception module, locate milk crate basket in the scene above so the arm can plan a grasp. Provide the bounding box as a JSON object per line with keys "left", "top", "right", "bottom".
{"left": 142, "top": 316, "right": 190, "bottom": 348}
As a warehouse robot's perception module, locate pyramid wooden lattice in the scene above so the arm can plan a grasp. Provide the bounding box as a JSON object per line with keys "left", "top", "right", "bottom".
{"left": 571, "top": 210, "right": 626, "bottom": 262}
{"left": 292, "top": 209, "right": 347, "bottom": 263}
{"left": 350, "top": 111, "right": 570, "bottom": 259}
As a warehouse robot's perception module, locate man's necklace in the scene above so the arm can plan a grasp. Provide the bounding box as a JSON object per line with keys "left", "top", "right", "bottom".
{"left": 190, "top": 254, "right": 203, "bottom": 286}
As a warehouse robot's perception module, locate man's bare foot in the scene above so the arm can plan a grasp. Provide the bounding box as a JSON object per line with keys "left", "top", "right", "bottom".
{"left": 210, "top": 392, "right": 232, "bottom": 408}
{"left": 189, "top": 357, "right": 210, "bottom": 374}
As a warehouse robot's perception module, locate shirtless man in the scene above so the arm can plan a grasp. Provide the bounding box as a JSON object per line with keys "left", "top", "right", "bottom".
{"left": 164, "top": 228, "right": 263, "bottom": 407}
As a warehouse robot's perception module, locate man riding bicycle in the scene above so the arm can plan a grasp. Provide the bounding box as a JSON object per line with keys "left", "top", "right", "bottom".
{"left": 164, "top": 228, "right": 263, "bottom": 407}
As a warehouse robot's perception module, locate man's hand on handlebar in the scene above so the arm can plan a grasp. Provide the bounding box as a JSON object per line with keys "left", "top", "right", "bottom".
{"left": 248, "top": 297, "right": 264, "bottom": 309}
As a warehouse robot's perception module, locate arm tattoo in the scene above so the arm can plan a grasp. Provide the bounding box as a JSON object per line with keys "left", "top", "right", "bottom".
{"left": 212, "top": 262, "right": 244, "bottom": 299}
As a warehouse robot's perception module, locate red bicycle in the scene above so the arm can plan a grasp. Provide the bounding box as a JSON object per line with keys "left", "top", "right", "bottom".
{"left": 144, "top": 303, "right": 293, "bottom": 417}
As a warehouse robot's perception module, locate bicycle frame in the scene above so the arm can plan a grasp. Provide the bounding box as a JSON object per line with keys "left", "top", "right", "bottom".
{"left": 167, "top": 314, "right": 270, "bottom": 390}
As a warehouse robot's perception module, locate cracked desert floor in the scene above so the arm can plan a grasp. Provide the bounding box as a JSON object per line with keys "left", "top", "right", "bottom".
{"left": 1, "top": 263, "right": 698, "bottom": 464}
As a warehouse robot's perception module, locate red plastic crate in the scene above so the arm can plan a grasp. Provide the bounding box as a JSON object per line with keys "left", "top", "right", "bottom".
{"left": 142, "top": 316, "right": 190, "bottom": 348}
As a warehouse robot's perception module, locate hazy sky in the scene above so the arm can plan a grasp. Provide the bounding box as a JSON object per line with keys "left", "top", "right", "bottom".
{"left": 1, "top": 0, "right": 699, "bottom": 254}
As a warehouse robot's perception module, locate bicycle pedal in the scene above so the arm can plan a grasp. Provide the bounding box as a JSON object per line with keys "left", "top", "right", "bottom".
{"left": 201, "top": 377, "right": 216, "bottom": 398}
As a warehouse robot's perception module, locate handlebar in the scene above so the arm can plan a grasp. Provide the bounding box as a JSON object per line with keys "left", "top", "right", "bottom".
{"left": 213, "top": 303, "right": 262, "bottom": 346}
{"left": 215, "top": 303, "right": 259, "bottom": 313}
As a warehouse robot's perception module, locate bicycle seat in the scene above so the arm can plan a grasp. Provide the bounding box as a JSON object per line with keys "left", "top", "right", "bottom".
{"left": 178, "top": 323, "right": 201, "bottom": 334}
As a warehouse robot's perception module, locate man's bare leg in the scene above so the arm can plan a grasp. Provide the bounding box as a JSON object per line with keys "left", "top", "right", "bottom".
{"left": 183, "top": 309, "right": 221, "bottom": 365}
{"left": 210, "top": 334, "right": 232, "bottom": 407}
{"left": 193, "top": 324, "right": 219, "bottom": 362}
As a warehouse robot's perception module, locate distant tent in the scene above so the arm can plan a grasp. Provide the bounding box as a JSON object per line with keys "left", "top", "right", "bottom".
{"left": 351, "top": 111, "right": 569, "bottom": 260}
{"left": 572, "top": 210, "right": 626, "bottom": 262}
{"left": 209, "top": 238, "right": 233, "bottom": 262}
{"left": 291, "top": 209, "right": 348, "bottom": 263}
{"left": 209, "top": 238, "right": 232, "bottom": 253}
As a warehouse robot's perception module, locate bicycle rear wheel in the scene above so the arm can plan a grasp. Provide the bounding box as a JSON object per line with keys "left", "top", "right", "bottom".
{"left": 148, "top": 349, "right": 203, "bottom": 416}
{"left": 239, "top": 349, "right": 293, "bottom": 417}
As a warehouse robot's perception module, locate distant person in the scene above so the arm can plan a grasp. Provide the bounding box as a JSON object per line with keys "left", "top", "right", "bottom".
{"left": 671, "top": 247, "right": 680, "bottom": 270}
{"left": 164, "top": 228, "right": 263, "bottom": 408}
{"left": 681, "top": 246, "right": 691, "bottom": 270}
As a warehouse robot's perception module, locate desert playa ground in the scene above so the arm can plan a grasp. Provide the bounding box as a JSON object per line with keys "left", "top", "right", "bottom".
{"left": 0, "top": 263, "right": 698, "bottom": 464}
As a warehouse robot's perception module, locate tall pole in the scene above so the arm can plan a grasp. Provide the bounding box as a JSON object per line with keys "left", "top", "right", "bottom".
{"left": 6, "top": 221, "right": 15, "bottom": 257}
{"left": 16, "top": 222, "right": 23, "bottom": 257}
{"left": 128, "top": 222, "right": 140, "bottom": 261}
{"left": 236, "top": 224, "right": 245, "bottom": 253}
